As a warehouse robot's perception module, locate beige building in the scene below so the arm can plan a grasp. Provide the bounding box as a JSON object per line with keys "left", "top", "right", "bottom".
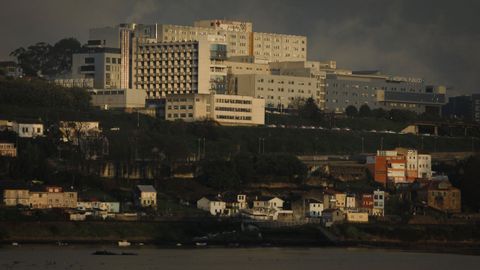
{"left": 13, "top": 121, "right": 44, "bottom": 138}
{"left": 234, "top": 72, "right": 323, "bottom": 111}
{"left": 135, "top": 185, "right": 157, "bottom": 208}
{"left": 29, "top": 186, "right": 77, "bottom": 209}
{"left": 346, "top": 211, "right": 369, "bottom": 223}
{"left": 165, "top": 93, "right": 265, "bottom": 126}
{"left": 88, "top": 88, "right": 147, "bottom": 109}
{"left": 3, "top": 188, "right": 29, "bottom": 206}
{"left": 142, "top": 19, "right": 307, "bottom": 62}
{"left": 0, "top": 142, "right": 17, "bottom": 157}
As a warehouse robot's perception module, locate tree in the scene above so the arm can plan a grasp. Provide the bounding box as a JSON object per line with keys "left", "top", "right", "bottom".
{"left": 345, "top": 105, "right": 358, "bottom": 118}
{"left": 372, "top": 108, "right": 387, "bottom": 118}
{"left": 199, "top": 159, "right": 240, "bottom": 190}
{"left": 358, "top": 104, "right": 371, "bottom": 117}
{"left": 388, "top": 109, "right": 417, "bottom": 122}
{"left": 10, "top": 38, "right": 81, "bottom": 77}
{"left": 299, "top": 97, "right": 322, "bottom": 121}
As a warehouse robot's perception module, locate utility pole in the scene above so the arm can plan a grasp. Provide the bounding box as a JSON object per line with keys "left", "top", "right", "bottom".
{"left": 361, "top": 137, "right": 365, "bottom": 153}
{"left": 197, "top": 138, "right": 201, "bottom": 161}
{"left": 380, "top": 137, "right": 384, "bottom": 151}
{"left": 137, "top": 110, "right": 140, "bottom": 128}
{"left": 421, "top": 136, "right": 424, "bottom": 150}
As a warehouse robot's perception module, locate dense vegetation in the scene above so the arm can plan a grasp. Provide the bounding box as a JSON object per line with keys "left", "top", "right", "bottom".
{"left": 1, "top": 78, "right": 478, "bottom": 195}
{"left": 10, "top": 38, "right": 82, "bottom": 77}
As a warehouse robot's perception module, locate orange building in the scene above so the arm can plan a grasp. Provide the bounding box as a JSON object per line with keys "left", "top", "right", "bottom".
{"left": 0, "top": 142, "right": 17, "bottom": 157}
{"left": 369, "top": 148, "right": 431, "bottom": 186}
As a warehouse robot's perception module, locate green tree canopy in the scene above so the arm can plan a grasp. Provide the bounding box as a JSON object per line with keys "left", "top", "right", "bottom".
{"left": 345, "top": 105, "right": 358, "bottom": 118}
{"left": 10, "top": 38, "right": 81, "bottom": 77}
{"left": 359, "top": 104, "right": 371, "bottom": 117}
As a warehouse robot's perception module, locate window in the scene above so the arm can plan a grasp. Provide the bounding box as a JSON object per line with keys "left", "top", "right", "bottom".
{"left": 85, "top": 57, "right": 94, "bottom": 64}
{"left": 106, "top": 57, "right": 111, "bottom": 63}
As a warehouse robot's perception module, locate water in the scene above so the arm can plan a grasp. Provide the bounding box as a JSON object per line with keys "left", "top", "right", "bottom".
{"left": 1, "top": 246, "right": 479, "bottom": 270}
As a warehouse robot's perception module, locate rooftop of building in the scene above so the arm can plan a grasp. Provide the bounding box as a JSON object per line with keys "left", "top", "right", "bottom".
{"left": 137, "top": 185, "right": 156, "bottom": 193}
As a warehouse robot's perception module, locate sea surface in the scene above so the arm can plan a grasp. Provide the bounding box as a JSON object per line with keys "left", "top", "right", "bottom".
{"left": 1, "top": 245, "right": 480, "bottom": 270}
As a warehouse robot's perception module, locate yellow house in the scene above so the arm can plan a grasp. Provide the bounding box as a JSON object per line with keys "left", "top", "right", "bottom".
{"left": 346, "top": 212, "right": 369, "bottom": 223}
{"left": 3, "top": 188, "right": 29, "bottom": 206}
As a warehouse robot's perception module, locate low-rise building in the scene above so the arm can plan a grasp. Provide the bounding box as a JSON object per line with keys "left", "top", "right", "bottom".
{"left": 12, "top": 121, "right": 44, "bottom": 138}
{"left": 346, "top": 195, "right": 357, "bottom": 209}
{"left": 334, "top": 192, "right": 346, "bottom": 210}
{"left": 361, "top": 194, "right": 374, "bottom": 214}
{"left": 253, "top": 196, "right": 284, "bottom": 210}
{"left": 322, "top": 208, "right": 345, "bottom": 225}
{"left": 197, "top": 196, "right": 227, "bottom": 216}
{"left": 77, "top": 201, "right": 120, "bottom": 213}
{"left": 224, "top": 194, "right": 248, "bottom": 216}
{"left": 29, "top": 186, "right": 77, "bottom": 209}
{"left": 373, "top": 190, "right": 385, "bottom": 216}
{"left": 165, "top": 93, "right": 265, "bottom": 126}
{"left": 88, "top": 88, "right": 147, "bottom": 109}
{"left": 0, "top": 61, "right": 23, "bottom": 78}
{"left": 346, "top": 211, "right": 369, "bottom": 223}
{"left": 0, "top": 142, "right": 17, "bottom": 157}
{"left": 2, "top": 187, "right": 29, "bottom": 206}
{"left": 134, "top": 185, "right": 157, "bottom": 208}
{"left": 306, "top": 199, "right": 324, "bottom": 218}
{"left": 420, "top": 180, "right": 461, "bottom": 213}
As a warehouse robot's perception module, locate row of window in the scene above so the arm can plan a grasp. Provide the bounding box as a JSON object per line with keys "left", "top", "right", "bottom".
{"left": 214, "top": 107, "right": 251, "bottom": 113}
{"left": 216, "top": 98, "right": 252, "bottom": 105}
{"left": 217, "top": 115, "right": 252, "bottom": 121}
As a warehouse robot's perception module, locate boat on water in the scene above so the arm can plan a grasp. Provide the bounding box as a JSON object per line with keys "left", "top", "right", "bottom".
{"left": 11, "top": 242, "right": 19, "bottom": 246}
{"left": 118, "top": 240, "right": 131, "bottom": 247}
{"left": 92, "top": 250, "right": 138, "bottom": 256}
{"left": 195, "top": 242, "right": 207, "bottom": 247}
{"left": 92, "top": 250, "right": 117, "bottom": 256}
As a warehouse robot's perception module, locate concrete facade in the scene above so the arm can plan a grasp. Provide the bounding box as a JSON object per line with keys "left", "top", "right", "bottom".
{"left": 234, "top": 73, "right": 323, "bottom": 111}
{"left": 325, "top": 72, "right": 446, "bottom": 115}
{"left": 132, "top": 39, "right": 227, "bottom": 99}
{"left": 13, "top": 122, "right": 44, "bottom": 138}
{"left": 88, "top": 88, "right": 147, "bottom": 109}
{"left": 72, "top": 47, "right": 123, "bottom": 89}
{"left": 165, "top": 93, "right": 265, "bottom": 126}
{"left": 0, "top": 142, "right": 17, "bottom": 157}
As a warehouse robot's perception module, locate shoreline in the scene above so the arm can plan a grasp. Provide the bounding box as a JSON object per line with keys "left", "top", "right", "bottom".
{"left": 2, "top": 239, "right": 480, "bottom": 256}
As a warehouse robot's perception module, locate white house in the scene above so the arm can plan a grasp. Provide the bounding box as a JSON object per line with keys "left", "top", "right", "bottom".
{"left": 346, "top": 195, "right": 356, "bottom": 209}
{"left": 307, "top": 199, "right": 324, "bottom": 218}
{"left": 13, "top": 121, "right": 44, "bottom": 138}
{"left": 253, "top": 196, "right": 284, "bottom": 210}
{"left": 135, "top": 185, "right": 157, "bottom": 208}
{"left": 373, "top": 189, "right": 385, "bottom": 216}
{"left": 197, "top": 196, "right": 227, "bottom": 216}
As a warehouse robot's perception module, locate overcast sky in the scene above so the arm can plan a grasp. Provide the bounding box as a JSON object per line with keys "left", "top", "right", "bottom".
{"left": 1, "top": 0, "right": 479, "bottom": 96}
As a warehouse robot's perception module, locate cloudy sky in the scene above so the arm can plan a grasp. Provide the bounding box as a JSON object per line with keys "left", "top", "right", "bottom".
{"left": 1, "top": 0, "right": 479, "bottom": 95}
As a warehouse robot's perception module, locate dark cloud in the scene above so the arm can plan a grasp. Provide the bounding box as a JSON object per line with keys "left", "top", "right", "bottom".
{"left": 1, "top": 0, "right": 479, "bottom": 95}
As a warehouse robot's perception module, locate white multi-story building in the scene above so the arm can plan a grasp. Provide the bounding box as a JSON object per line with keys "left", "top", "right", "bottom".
{"left": 72, "top": 46, "right": 123, "bottom": 89}
{"left": 373, "top": 190, "right": 385, "bottom": 216}
{"left": 306, "top": 199, "right": 324, "bottom": 218}
{"left": 234, "top": 73, "right": 323, "bottom": 111}
{"left": 13, "top": 121, "right": 44, "bottom": 138}
{"left": 165, "top": 93, "right": 265, "bottom": 126}
{"left": 418, "top": 154, "right": 432, "bottom": 179}
{"left": 132, "top": 39, "right": 227, "bottom": 99}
